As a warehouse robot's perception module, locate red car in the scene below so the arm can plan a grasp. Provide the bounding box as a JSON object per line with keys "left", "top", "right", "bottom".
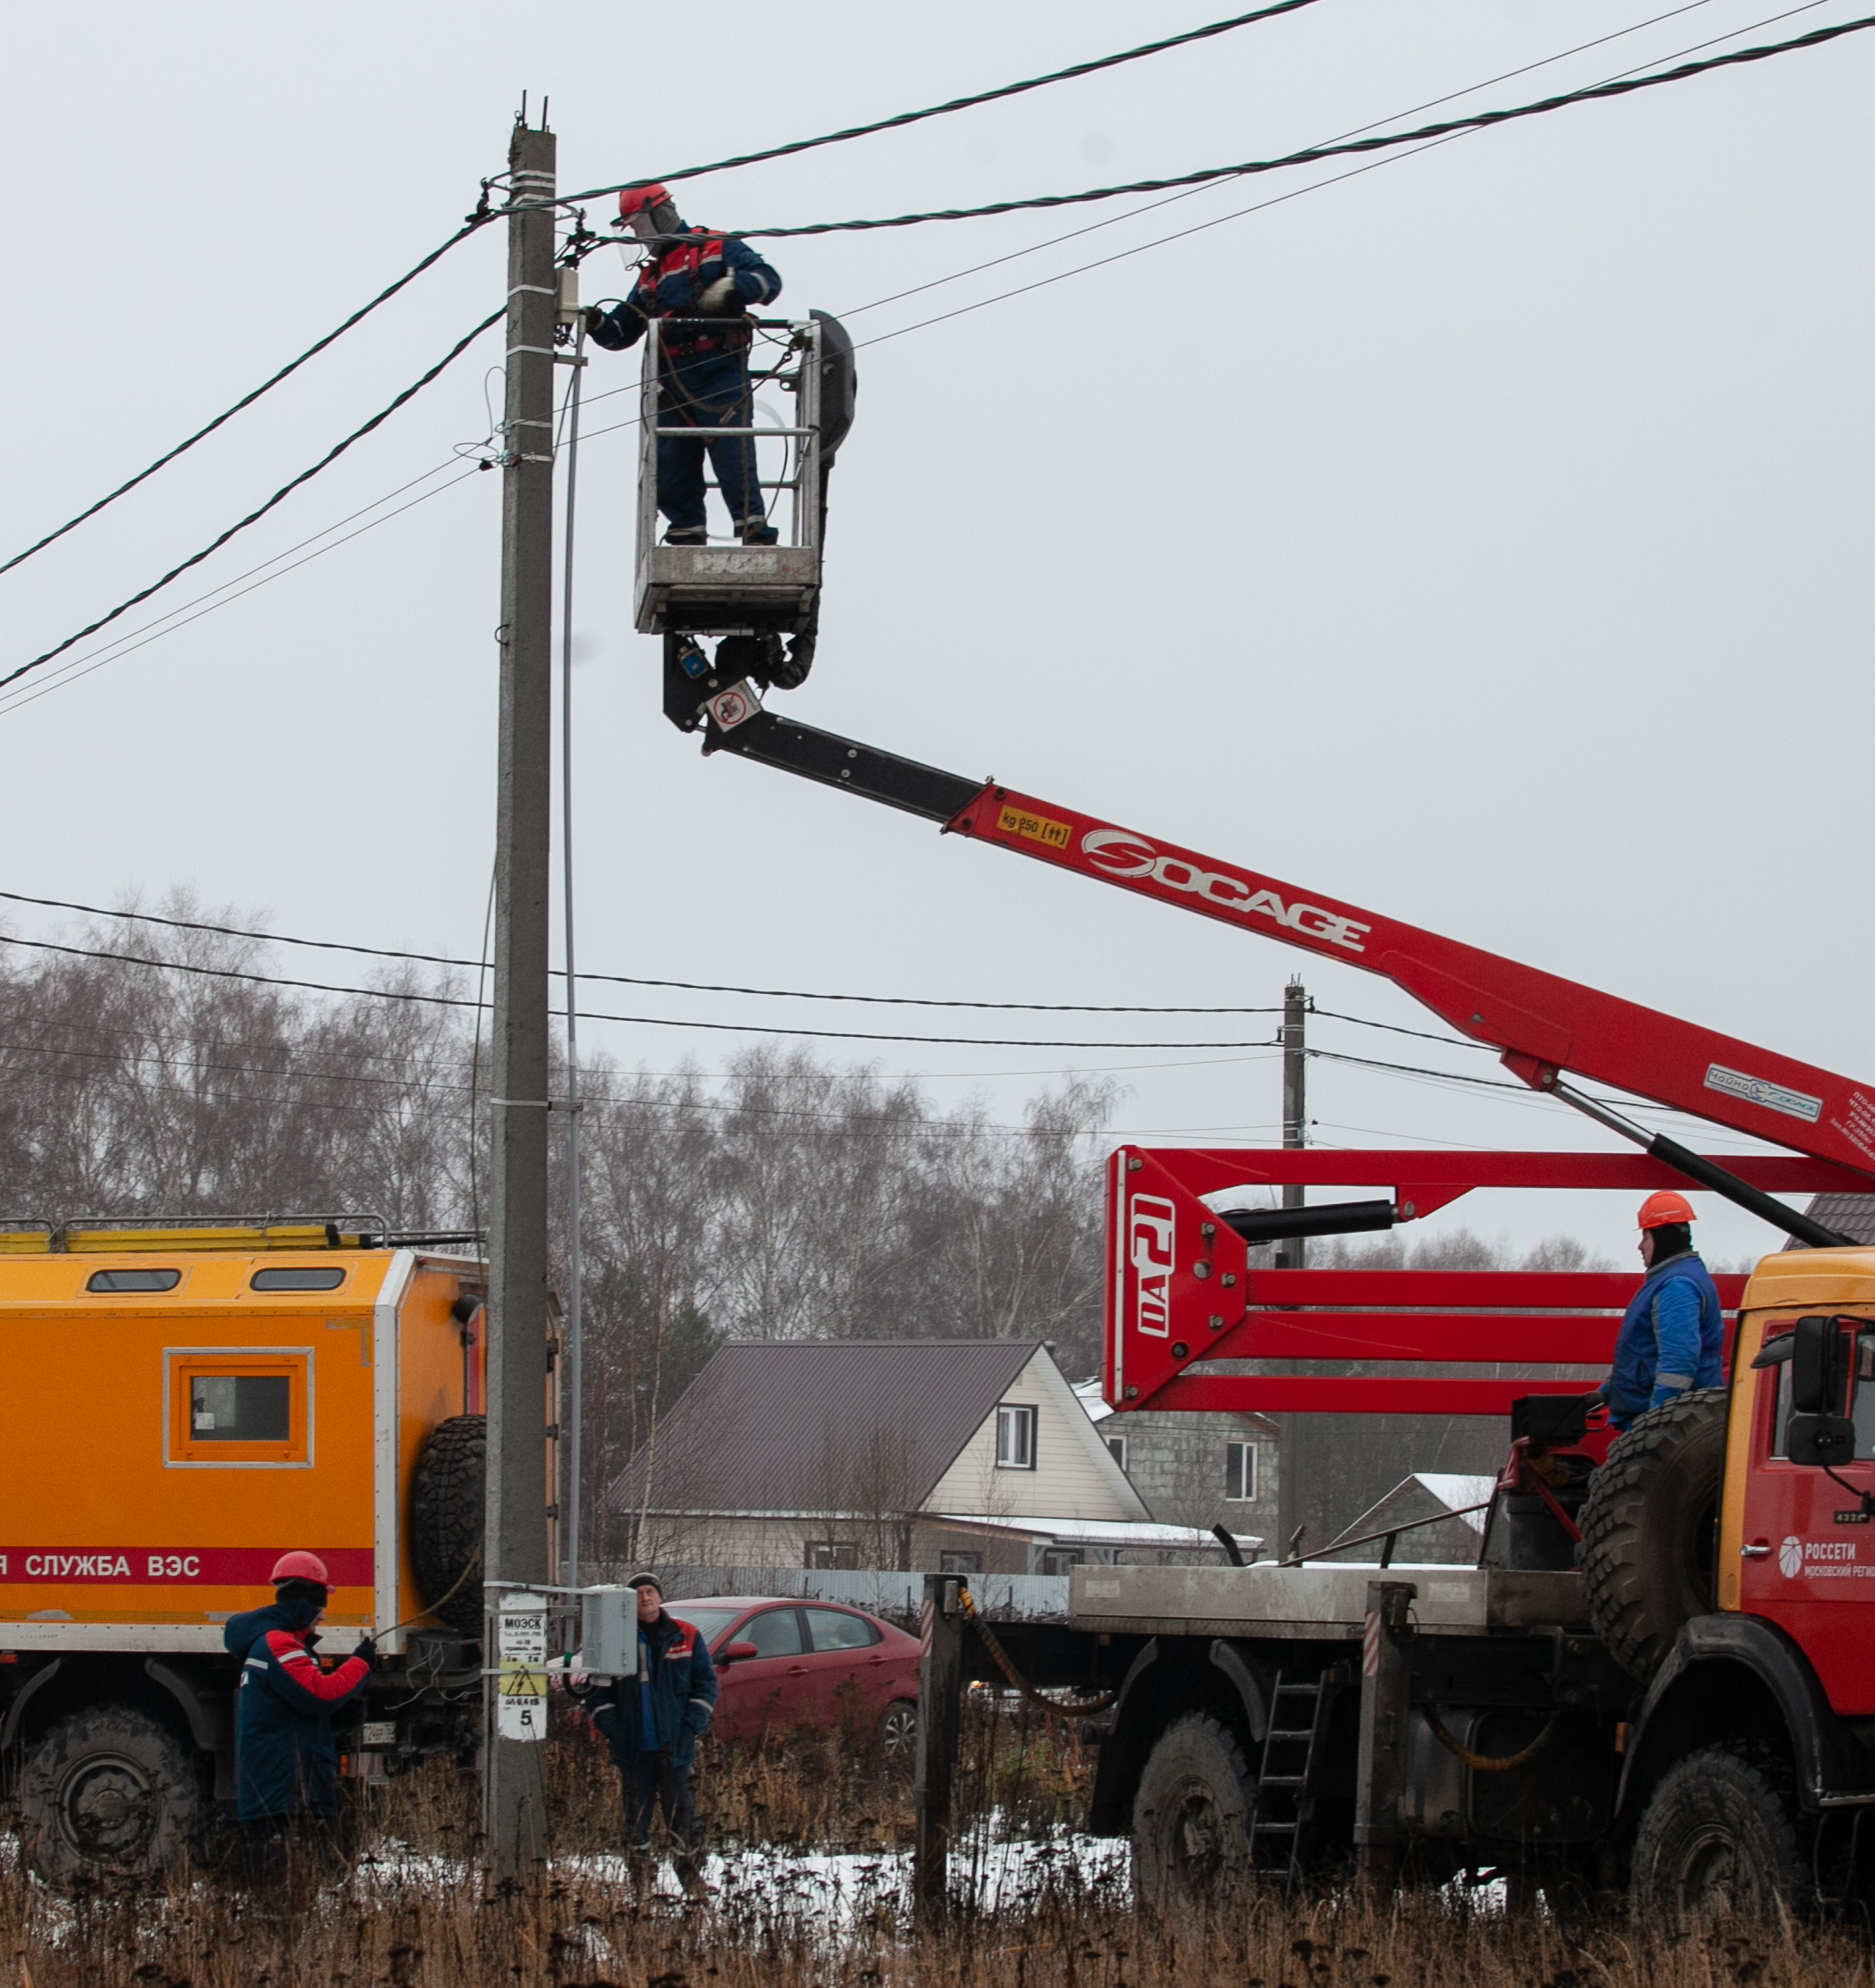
{"left": 669, "top": 1596, "right": 921, "bottom": 1755}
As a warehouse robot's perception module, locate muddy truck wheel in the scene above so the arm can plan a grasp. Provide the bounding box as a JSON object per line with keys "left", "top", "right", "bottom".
{"left": 1132, "top": 1713, "right": 1257, "bottom": 1913}
{"left": 1632, "top": 1744, "right": 1808, "bottom": 1926}
{"left": 410, "top": 1412, "right": 485, "bottom": 1634}
{"left": 1578, "top": 1389, "right": 1727, "bottom": 1681}
{"left": 22, "top": 1706, "right": 204, "bottom": 1887}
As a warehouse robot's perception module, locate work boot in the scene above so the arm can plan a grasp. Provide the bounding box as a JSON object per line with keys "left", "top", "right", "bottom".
{"left": 676, "top": 1856, "right": 716, "bottom": 1900}
{"left": 664, "top": 526, "right": 707, "bottom": 547}
{"left": 738, "top": 520, "right": 778, "bottom": 547}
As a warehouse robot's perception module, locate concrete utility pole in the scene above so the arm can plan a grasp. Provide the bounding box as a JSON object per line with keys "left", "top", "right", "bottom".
{"left": 484, "top": 111, "right": 557, "bottom": 1886}
{"left": 1276, "top": 977, "right": 1307, "bottom": 1559}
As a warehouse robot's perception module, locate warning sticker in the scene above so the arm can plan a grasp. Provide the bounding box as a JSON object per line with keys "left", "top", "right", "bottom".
{"left": 496, "top": 1596, "right": 549, "bottom": 1744}
{"left": 996, "top": 805, "right": 1071, "bottom": 850}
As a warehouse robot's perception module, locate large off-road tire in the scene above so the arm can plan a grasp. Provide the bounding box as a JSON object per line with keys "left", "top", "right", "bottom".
{"left": 21, "top": 1706, "right": 203, "bottom": 1887}
{"left": 1131, "top": 1714, "right": 1257, "bottom": 1914}
{"left": 409, "top": 1412, "right": 484, "bottom": 1634}
{"left": 1631, "top": 1745, "right": 1808, "bottom": 1927}
{"left": 1578, "top": 1389, "right": 1727, "bottom": 1681}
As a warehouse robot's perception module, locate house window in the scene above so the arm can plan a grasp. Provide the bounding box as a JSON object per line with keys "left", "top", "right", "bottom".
{"left": 1040, "top": 1547, "right": 1083, "bottom": 1576}
{"left": 1224, "top": 1440, "right": 1257, "bottom": 1502}
{"left": 939, "top": 1551, "right": 982, "bottom": 1574}
{"left": 804, "top": 1540, "right": 861, "bottom": 1571}
{"left": 166, "top": 1350, "right": 311, "bottom": 1466}
{"left": 995, "top": 1403, "right": 1037, "bottom": 1470}
{"left": 1105, "top": 1433, "right": 1128, "bottom": 1472}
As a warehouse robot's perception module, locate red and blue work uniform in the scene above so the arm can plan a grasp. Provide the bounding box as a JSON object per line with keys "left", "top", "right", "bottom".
{"left": 223, "top": 1600, "right": 371, "bottom": 1821}
{"left": 577, "top": 1608, "right": 718, "bottom": 1862}
{"left": 1596, "top": 1247, "right": 1727, "bottom": 1428}
{"left": 589, "top": 225, "right": 783, "bottom": 540}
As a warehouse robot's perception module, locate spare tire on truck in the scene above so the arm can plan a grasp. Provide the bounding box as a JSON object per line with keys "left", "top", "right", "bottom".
{"left": 409, "top": 1412, "right": 484, "bottom": 1635}
{"left": 1578, "top": 1389, "right": 1728, "bottom": 1681}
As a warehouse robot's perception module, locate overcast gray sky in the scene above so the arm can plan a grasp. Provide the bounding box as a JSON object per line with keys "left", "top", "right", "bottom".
{"left": 4, "top": 0, "right": 1871, "bottom": 1268}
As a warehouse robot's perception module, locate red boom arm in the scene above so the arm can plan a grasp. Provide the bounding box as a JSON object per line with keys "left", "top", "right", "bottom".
{"left": 949, "top": 785, "right": 1875, "bottom": 1178}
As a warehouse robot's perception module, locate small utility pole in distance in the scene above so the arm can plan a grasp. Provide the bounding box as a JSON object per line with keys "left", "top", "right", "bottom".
{"left": 1276, "top": 976, "right": 1307, "bottom": 1561}
{"left": 485, "top": 108, "right": 557, "bottom": 1888}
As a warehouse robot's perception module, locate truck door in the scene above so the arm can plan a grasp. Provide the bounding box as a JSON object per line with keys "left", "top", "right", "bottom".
{"left": 1736, "top": 1314, "right": 1875, "bottom": 1714}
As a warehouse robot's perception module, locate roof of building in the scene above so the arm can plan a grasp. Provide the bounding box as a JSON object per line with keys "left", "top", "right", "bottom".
{"left": 1323, "top": 1471, "right": 1497, "bottom": 1554}
{"left": 609, "top": 1337, "right": 1038, "bottom": 1518}
{"left": 1793, "top": 1194, "right": 1875, "bottom": 1249}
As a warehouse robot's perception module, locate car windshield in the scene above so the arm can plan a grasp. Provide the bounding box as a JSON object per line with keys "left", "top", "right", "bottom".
{"left": 675, "top": 1607, "right": 743, "bottom": 1645}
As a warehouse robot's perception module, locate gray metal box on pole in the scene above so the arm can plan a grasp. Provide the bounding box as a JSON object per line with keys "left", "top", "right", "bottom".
{"left": 578, "top": 1588, "right": 642, "bottom": 1678}
{"left": 484, "top": 114, "right": 558, "bottom": 1888}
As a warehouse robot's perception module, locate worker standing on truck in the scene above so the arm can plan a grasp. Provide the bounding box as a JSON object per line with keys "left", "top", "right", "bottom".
{"left": 1593, "top": 1192, "right": 1726, "bottom": 1429}
{"left": 223, "top": 1550, "right": 376, "bottom": 1885}
{"left": 573, "top": 1571, "right": 719, "bottom": 1896}
{"left": 587, "top": 183, "right": 784, "bottom": 547}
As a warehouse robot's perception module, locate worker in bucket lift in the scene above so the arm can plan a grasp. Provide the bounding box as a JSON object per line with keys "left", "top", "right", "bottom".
{"left": 1592, "top": 1192, "right": 1726, "bottom": 1430}
{"left": 223, "top": 1549, "right": 377, "bottom": 1884}
{"left": 571, "top": 1571, "right": 719, "bottom": 1897}
{"left": 587, "top": 183, "right": 784, "bottom": 547}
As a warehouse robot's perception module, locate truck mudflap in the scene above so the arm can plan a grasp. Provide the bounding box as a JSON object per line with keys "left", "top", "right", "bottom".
{"left": 1619, "top": 1613, "right": 1875, "bottom": 1816}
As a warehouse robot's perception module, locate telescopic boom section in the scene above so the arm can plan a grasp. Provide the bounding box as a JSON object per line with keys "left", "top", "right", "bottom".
{"left": 946, "top": 784, "right": 1875, "bottom": 1183}
{"left": 706, "top": 713, "right": 1874, "bottom": 1198}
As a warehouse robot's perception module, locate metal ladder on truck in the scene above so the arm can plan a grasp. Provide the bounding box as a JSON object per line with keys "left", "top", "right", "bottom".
{"left": 1249, "top": 1666, "right": 1345, "bottom": 1899}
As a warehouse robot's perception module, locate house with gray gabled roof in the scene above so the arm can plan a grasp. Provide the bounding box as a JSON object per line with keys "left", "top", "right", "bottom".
{"left": 608, "top": 1338, "right": 1257, "bottom": 1575}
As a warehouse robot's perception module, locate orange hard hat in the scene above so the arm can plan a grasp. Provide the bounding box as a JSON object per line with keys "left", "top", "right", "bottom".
{"left": 271, "top": 1550, "right": 330, "bottom": 1586}
{"left": 1637, "top": 1191, "right": 1696, "bottom": 1230}
{"left": 618, "top": 183, "right": 672, "bottom": 222}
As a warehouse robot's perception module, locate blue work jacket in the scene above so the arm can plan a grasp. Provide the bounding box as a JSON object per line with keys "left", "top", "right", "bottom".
{"left": 1600, "top": 1248, "right": 1726, "bottom": 1428}
{"left": 223, "top": 1601, "right": 371, "bottom": 1821}
{"left": 590, "top": 225, "right": 781, "bottom": 402}
{"left": 581, "top": 1609, "right": 719, "bottom": 1770}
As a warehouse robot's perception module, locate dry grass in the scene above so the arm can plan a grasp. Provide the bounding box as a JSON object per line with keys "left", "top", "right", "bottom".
{"left": 2, "top": 1701, "right": 1869, "bottom": 1988}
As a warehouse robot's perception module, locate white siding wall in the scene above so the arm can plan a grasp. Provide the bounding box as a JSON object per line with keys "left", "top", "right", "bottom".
{"left": 922, "top": 1349, "right": 1148, "bottom": 1520}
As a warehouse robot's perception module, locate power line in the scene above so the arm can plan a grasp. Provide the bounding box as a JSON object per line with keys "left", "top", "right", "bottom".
{"left": 543, "top": 2, "right": 1327, "bottom": 214}
{"left": 724, "top": 12, "right": 1875, "bottom": 238}
{"left": 0, "top": 933, "right": 1284, "bottom": 1051}
{"left": 0, "top": 311, "right": 504, "bottom": 695}
{"left": 0, "top": 889, "right": 1289, "bottom": 1015}
{"left": 0, "top": 464, "right": 482, "bottom": 722}
{"left": 0, "top": 223, "right": 485, "bottom": 579}
{"left": 829, "top": 0, "right": 1732, "bottom": 324}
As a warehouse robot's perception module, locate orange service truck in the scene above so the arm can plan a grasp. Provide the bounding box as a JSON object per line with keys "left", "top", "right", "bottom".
{"left": 0, "top": 1219, "right": 494, "bottom": 1884}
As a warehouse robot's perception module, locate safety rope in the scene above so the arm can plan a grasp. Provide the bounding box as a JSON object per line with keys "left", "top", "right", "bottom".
{"left": 1420, "top": 1706, "right": 1559, "bottom": 1773}
{"left": 957, "top": 1583, "right": 1116, "bottom": 1719}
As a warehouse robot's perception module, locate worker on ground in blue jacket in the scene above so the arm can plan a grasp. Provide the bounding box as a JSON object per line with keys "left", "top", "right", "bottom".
{"left": 1593, "top": 1191, "right": 1726, "bottom": 1430}
{"left": 223, "top": 1549, "right": 376, "bottom": 1883}
{"left": 572, "top": 1571, "right": 719, "bottom": 1895}
{"left": 587, "top": 183, "right": 783, "bottom": 548}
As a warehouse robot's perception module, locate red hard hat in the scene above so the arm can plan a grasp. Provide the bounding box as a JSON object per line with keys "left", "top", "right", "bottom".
{"left": 1637, "top": 1191, "right": 1696, "bottom": 1230}
{"left": 271, "top": 1550, "right": 330, "bottom": 1586}
{"left": 618, "top": 183, "right": 672, "bottom": 222}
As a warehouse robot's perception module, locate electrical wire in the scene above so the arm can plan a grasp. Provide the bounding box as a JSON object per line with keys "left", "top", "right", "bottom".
{"left": 0, "top": 933, "right": 1286, "bottom": 1050}
{"left": 541, "top": 2, "right": 1329, "bottom": 215}
{"left": 0, "top": 889, "right": 1290, "bottom": 1013}
{"left": 723, "top": 12, "right": 1875, "bottom": 238}
{"left": 828, "top": 0, "right": 1732, "bottom": 324}
{"left": 0, "top": 310, "right": 504, "bottom": 695}
{"left": 0, "top": 463, "right": 482, "bottom": 722}
{"left": 0, "top": 224, "right": 485, "bottom": 580}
